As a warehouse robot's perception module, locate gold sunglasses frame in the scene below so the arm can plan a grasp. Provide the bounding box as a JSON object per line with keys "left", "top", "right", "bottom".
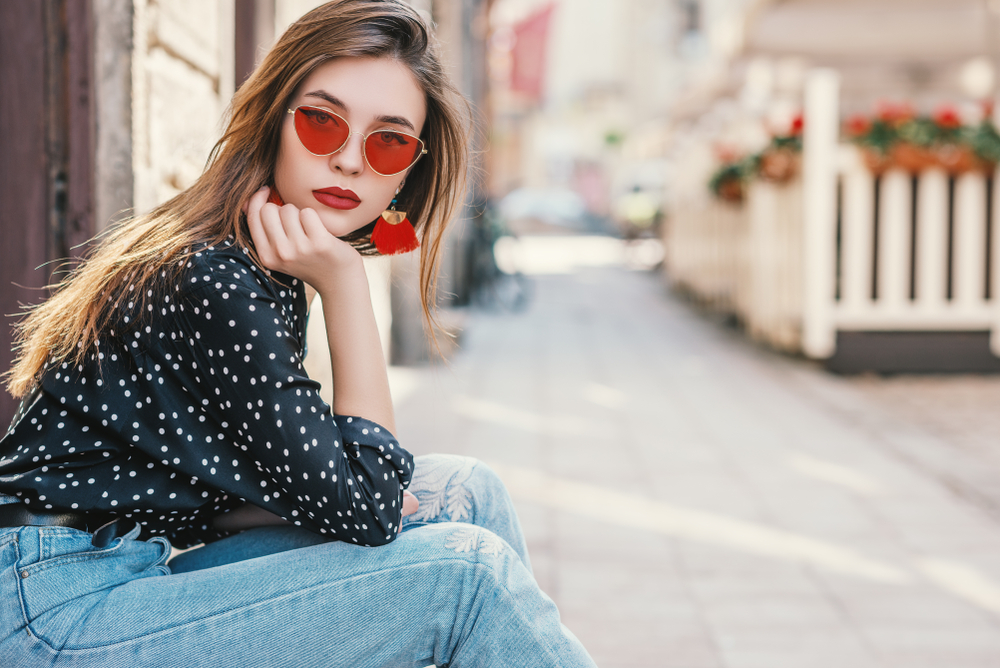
{"left": 286, "top": 105, "right": 428, "bottom": 177}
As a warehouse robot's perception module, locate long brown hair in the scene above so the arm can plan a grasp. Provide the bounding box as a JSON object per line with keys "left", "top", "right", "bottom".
{"left": 6, "top": 0, "right": 469, "bottom": 398}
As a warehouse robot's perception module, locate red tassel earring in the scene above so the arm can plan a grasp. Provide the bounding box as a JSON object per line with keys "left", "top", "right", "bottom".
{"left": 266, "top": 188, "right": 285, "bottom": 206}
{"left": 371, "top": 191, "right": 419, "bottom": 255}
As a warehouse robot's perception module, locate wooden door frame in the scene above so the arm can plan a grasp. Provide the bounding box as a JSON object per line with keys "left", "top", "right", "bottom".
{"left": 0, "top": 0, "right": 94, "bottom": 427}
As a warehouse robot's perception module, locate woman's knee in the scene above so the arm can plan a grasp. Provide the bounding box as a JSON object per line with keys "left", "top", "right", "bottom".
{"left": 400, "top": 522, "right": 518, "bottom": 583}
{"left": 411, "top": 455, "right": 507, "bottom": 494}
{"left": 408, "top": 455, "right": 514, "bottom": 523}
{"left": 465, "top": 459, "right": 507, "bottom": 495}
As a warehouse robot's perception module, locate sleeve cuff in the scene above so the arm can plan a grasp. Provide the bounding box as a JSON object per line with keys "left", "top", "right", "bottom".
{"left": 333, "top": 414, "right": 413, "bottom": 485}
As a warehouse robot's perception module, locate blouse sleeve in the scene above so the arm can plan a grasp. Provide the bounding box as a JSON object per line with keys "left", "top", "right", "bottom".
{"left": 163, "top": 264, "right": 413, "bottom": 546}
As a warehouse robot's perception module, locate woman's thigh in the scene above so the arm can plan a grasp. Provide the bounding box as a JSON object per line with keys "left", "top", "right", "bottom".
{"left": 167, "top": 525, "right": 329, "bottom": 573}
{"left": 3, "top": 523, "right": 591, "bottom": 668}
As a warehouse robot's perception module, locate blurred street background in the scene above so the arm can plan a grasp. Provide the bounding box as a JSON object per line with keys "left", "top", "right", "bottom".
{"left": 394, "top": 246, "right": 1000, "bottom": 668}
{"left": 4, "top": 0, "right": 1000, "bottom": 665}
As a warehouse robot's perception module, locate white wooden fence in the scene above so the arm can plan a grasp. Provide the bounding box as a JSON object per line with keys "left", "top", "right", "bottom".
{"left": 665, "top": 70, "right": 1000, "bottom": 360}
{"left": 665, "top": 181, "right": 804, "bottom": 353}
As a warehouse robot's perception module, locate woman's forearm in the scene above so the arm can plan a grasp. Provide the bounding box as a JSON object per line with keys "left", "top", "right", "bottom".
{"left": 315, "top": 259, "right": 396, "bottom": 434}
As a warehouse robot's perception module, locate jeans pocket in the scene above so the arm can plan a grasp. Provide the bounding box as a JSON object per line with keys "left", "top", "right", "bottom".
{"left": 29, "top": 527, "right": 131, "bottom": 575}
{"left": 19, "top": 526, "right": 169, "bottom": 645}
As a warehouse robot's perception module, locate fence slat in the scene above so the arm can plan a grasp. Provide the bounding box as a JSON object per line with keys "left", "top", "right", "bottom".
{"left": 779, "top": 181, "right": 804, "bottom": 350}
{"left": 915, "top": 169, "right": 948, "bottom": 308}
{"left": 953, "top": 173, "right": 986, "bottom": 313}
{"left": 841, "top": 155, "right": 874, "bottom": 313}
{"left": 878, "top": 170, "right": 911, "bottom": 310}
{"left": 748, "top": 182, "right": 776, "bottom": 341}
{"left": 801, "top": 69, "right": 840, "bottom": 358}
{"left": 992, "top": 171, "right": 1000, "bottom": 356}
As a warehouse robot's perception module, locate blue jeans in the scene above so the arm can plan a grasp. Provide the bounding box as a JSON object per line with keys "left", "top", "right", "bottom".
{"left": 0, "top": 455, "right": 595, "bottom": 667}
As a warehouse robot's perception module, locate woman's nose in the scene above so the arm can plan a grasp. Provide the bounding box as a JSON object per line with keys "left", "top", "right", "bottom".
{"left": 330, "top": 132, "right": 365, "bottom": 175}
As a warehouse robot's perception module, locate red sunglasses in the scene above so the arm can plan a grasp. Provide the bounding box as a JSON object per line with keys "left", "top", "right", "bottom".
{"left": 287, "top": 105, "right": 427, "bottom": 177}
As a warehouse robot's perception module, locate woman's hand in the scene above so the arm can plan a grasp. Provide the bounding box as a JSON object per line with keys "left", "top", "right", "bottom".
{"left": 397, "top": 490, "right": 419, "bottom": 534}
{"left": 245, "top": 186, "right": 361, "bottom": 293}
{"left": 402, "top": 490, "right": 418, "bottom": 517}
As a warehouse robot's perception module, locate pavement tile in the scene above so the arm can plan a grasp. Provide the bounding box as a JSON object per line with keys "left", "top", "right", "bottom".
{"left": 550, "top": 511, "right": 676, "bottom": 566}
{"left": 687, "top": 572, "right": 822, "bottom": 600}
{"left": 390, "top": 262, "right": 1000, "bottom": 667}
{"left": 714, "top": 627, "right": 880, "bottom": 668}
{"left": 875, "top": 655, "right": 1000, "bottom": 668}
{"left": 569, "top": 620, "right": 721, "bottom": 668}
{"left": 860, "top": 625, "right": 1000, "bottom": 654}
{"left": 830, "top": 588, "right": 993, "bottom": 627}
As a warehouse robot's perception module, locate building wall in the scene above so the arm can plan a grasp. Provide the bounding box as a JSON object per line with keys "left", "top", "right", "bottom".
{"left": 132, "top": 0, "right": 235, "bottom": 216}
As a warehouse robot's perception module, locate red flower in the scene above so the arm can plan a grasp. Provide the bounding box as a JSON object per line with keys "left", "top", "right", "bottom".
{"left": 982, "top": 99, "right": 995, "bottom": 122}
{"left": 844, "top": 114, "right": 871, "bottom": 137}
{"left": 876, "top": 100, "right": 915, "bottom": 125}
{"left": 790, "top": 113, "right": 804, "bottom": 136}
{"left": 713, "top": 143, "right": 741, "bottom": 164}
{"left": 932, "top": 105, "right": 962, "bottom": 129}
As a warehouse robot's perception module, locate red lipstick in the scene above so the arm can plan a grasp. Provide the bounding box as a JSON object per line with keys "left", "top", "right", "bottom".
{"left": 313, "top": 187, "right": 361, "bottom": 210}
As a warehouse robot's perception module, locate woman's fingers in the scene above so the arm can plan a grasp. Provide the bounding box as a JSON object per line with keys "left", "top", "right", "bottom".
{"left": 277, "top": 201, "right": 310, "bottom": 254}
{"left": 398, "top": 491, "right": 418, "bottom": 533}
{"left": 246, "top": 187, "right": 275, "bottom": 261}
{"left": 243, "top": 185, "right": 269, "bottom": 217}
{"left": 245, "top": 186, "right": 270, "bottom": 229}
{"left": 245, "top": 184, "right": 313, "bottom": 269}
{"left": 401, "top": 490, "right": 419, "bottom": 517}
{"left": 258, "top": 204, "right": 300, "bottom": 269}
{"left": 245, "top": 187, "right": 356, "bottom": 285}
{"left": 298, "top": 207, "right": 332, "bottom": 248}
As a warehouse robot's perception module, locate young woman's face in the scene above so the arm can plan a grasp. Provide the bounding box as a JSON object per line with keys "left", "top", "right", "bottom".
{"left": 274, "top": 56, "right": 427, "bottom": 237}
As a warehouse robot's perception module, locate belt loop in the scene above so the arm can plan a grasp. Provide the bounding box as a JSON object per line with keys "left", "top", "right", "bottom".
{"left": 91, "top": 518, "right": 126, "bottom": 548}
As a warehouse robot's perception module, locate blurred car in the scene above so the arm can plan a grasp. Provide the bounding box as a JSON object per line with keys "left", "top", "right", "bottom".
{"left": 613, "top": 187, "right": 662, "bottom": 240}
{"left": 498, "top": 187, "right": 609, "bottom": 235}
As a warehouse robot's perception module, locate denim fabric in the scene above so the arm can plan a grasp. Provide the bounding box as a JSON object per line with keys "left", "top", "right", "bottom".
{"left": 0, "top": 455, "right": 595, "bottom": 667}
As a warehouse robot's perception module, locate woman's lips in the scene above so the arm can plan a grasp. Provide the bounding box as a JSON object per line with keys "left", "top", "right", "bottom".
{"left": 313, "top": 187, "right": 361, "bottom": 210}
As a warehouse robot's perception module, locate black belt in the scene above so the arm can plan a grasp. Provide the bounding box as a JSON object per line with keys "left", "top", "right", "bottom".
{"left": 0, "top": 505, "right": 132, "bottom": 548}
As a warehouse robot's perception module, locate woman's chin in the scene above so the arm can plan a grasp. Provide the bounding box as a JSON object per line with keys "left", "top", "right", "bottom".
{"left": 319, "top": 213, "right": 373, "bottom": 239}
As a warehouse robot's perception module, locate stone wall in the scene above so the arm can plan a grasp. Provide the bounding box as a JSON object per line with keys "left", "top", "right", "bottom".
{"left": 132, "top": 0, "right": 235, "bottom": 215}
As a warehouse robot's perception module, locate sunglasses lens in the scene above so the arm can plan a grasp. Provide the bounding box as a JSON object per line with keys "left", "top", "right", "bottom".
{"left": 294, "top": 107, "right": 349, "bottom": 155}
{"left": 365, "top": 131, "right": 423, "bottom": 175}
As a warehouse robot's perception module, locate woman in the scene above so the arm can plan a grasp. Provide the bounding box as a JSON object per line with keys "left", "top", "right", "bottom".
{"left": 0, "top": 1, "right": 595, "bottom": 665}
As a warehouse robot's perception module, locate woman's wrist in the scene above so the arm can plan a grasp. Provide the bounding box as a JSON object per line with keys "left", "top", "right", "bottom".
{"left": 311, "top": 252, "right": 367, "bottom": 302}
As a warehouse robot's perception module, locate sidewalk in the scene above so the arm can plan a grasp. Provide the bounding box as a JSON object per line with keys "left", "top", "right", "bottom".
{"left": 390, "top": 247, "right": 1000, "bottom": 668}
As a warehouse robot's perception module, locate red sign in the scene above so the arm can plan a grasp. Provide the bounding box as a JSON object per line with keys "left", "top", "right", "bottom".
{"left": 510, "top": 4, "right": 555, "bottom": 102}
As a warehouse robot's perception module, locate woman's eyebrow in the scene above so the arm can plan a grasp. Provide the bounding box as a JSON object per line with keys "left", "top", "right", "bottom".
{"left": 375, "top": 114, "right": 416, "bottom": 132}
{"left": 303, "top": 90, "right": 416, "bottom": 132}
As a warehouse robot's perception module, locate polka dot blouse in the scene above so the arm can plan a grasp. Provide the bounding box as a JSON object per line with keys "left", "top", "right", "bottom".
{"left": 0, "top": 242, "right": 414, "bottom": 548}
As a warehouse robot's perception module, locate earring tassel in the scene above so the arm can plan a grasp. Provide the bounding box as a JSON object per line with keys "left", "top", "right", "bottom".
{"left": 371, "top": 210, "right": 420, "bottom": 255}
{"left": 266, "top": 189, "right": 285, "bottom": 206}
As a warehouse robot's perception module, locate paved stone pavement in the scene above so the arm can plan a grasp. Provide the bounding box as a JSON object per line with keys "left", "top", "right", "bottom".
{"left": 388, "top": 254, "right": 1000, "bottom": 668}
{"left": 838, "top": 373, "right": 1000, "bottom": 524}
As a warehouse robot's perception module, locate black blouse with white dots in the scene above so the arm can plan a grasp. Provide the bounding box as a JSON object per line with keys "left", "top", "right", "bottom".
{"left": 0, "top": 241, "right": 413, "bottom": 548}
